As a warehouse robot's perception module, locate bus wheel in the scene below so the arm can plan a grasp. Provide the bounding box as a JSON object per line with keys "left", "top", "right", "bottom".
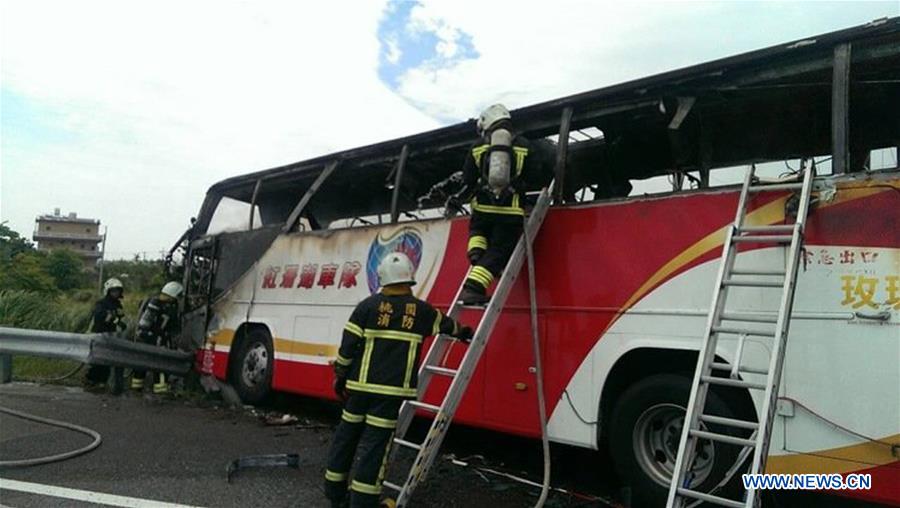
{"left": 608, "top": 373, "right": 746, "bottom": 507}
{"left": 231, "top": 327, "right": 274, "bottom": 404}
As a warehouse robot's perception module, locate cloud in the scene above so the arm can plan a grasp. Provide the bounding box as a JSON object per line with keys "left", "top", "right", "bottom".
{"left": 389, "top": 1, "right": 897, "bottom": 121}
{"left": 1, "top": 0, "right": 440, "bottom": 259}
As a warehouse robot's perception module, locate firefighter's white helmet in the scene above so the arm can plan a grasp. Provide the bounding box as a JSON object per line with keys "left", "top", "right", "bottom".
{"left": 377, "top": 252, "right": 417, "bottom": 287}
{"left": 103, "top": 278, "right": 124, "bottom": 294}
{"left": 476, "top": 103, "right": 511, "bottom": 134}
{"left": 161, "top": 281, "right": 184, "bottom": 299}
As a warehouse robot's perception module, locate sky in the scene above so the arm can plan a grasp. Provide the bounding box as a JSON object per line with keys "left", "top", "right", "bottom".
{"left": 1, "top": 1, "right": 897, "bottom": 260}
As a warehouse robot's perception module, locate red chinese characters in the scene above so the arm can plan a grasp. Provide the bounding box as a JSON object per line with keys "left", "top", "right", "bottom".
{"left": 318, "top": 263, "right": 339, "bottom": 288}
{"left": 298, "top": 263, "right": 318, "bottom": 289}
{"left": 339, "top": 262, "right": 361, "bottom": 289}
{"left": 262, "top": 266, "right": 280, "bottom": 288}
{"left": 261, "top": 260, "right": 364, "bottom": 290}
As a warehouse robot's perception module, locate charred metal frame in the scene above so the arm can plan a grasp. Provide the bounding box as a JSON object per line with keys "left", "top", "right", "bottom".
{"left": 553, "top": 107, "right": 573, "bottom": 204}
{"left": 832, "top": 43, "right": 852, "bottom": 174}
{"left": 390, "top": 144, "right": 410, "bottom": 223}
{"left": 248, "top": 178, "right": 263, "bottom": 229}
{"left": 282, "top": 160, "right": 339, "bottom": 233}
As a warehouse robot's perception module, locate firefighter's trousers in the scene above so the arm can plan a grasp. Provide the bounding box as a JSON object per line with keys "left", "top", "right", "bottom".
{"left": 465, "top": 212, "right": 523, "bottom": 292}
{"left": 132, "top": 333, "right": 170, "bottom": 392}
{"left": 324, "top": 392, "right": 403, "bottom": 508}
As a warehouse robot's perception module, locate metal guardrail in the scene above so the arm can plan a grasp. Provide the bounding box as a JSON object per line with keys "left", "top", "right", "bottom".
{"left": 0, "top": 327, "right": 194, "bottom": 382}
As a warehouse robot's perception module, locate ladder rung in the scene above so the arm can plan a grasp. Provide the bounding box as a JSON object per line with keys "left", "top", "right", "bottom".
{"left": 407, "top": 401, "right": 441, "bottom": 413}
{"left": 729, "top": 269, "right": 786, "bottom": 277}
{"left": 458, "top": 304, "right": 488, "bottom": 310}
{"left": 393, "top": 437, "right": 422, "bottom": 451}
{"left": 676, "top": 487, "right": 744, "bottom": 508}
{"left": 711, "top": 362, "right": 769, "bottom": 376}
{"left": 719, "top": 313, "right": 778, "bottom": 324}
{"left": 748, "top": 182, "right": 804, "bottom": 192}
{"left": 690, "top": 429, "right": 757, "bottom": 448}
{"left": 699, "top": 414, "right": 760, "bottom": 431}
{"left": 722, "top": 278, "right": 783, "bottom": 288}
{"left": 382, "top": 480, "right": 402, "bottom": 492}
{"left": 711, "top": 326, "right": 775, "bottom": 337}
{"left": 732, "top": 235, "right": 792, "bottom": 244}
{"left": 738, "top": 224, "right": 795, "bottom": 234}
{"left": 424, "top": 366, "right": 458, "bottom": 377}
{"left": 701, "top": 375, "right": 767, "bottom": 391}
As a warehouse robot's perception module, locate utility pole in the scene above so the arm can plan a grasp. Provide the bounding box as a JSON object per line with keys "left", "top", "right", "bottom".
{"left": 97, "top": 226, "right": 108, "bottom": 294}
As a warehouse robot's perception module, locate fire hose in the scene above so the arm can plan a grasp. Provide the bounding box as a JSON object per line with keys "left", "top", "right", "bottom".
{"left": 0, "top": 406, "right": 101, "bottom": 468}
{"left": 524, "top": 211, "right": 551, "bottom": 508}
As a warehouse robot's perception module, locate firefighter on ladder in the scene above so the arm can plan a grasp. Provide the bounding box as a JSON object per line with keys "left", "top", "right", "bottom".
{"left": 132, "top": 281, "right": 183, "bottom": 394}
{"left": 324, "top": 252, "right": 473, "bottom": 508}
{"left": 457, "top": 103, "right": 548, "bottom": 305}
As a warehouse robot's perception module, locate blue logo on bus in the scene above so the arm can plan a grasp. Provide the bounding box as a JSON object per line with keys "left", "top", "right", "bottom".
{"left": 366, "top": 228, "right": 423, "bottom": 293}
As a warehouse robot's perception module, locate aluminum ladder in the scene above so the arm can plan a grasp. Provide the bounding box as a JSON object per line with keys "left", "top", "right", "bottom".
{"left": 667, "top": 162, "right": 815, "bottom": 508}
{"left": 383, "top": 184, "right": 554, "bottom": 507}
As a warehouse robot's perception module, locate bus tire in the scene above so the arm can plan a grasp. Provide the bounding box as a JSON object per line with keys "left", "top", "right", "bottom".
{"left": 230, "top": 327, "right": 274, "bottom": 405}
{"left": 608, "top": 373, "right": 747, "bottom": 507}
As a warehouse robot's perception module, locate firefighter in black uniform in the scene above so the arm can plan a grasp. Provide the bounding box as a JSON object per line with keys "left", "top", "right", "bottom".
{"left": 457, "top": 103, "right": 550, "bottom": 305}
{"left": 132, "top": 281, "right": 183, "bottom": 394}
{"left": 324, "top": 252, "right": 473, "bottom": 508}
{"left": 85, "top": 278, "right": 127, "bottom": 385}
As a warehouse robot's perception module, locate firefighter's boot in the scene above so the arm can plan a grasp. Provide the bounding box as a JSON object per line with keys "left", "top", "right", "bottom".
{"left": 152, "top": 373, "right": 169, "bottom": 394}
{"left": 458, "top": 285, "right": 490, "bottom": 306}
{"left": 131, "top": 376, "right": 144, "bottom": 391}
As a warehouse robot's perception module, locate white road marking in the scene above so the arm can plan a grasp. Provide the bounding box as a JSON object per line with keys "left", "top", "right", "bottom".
{"left": 0, "top": 478, "right": 205, "bottom": 508}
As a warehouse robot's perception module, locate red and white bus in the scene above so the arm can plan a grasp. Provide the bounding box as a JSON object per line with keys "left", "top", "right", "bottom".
{"left": 176, "top": 21, "right": 899, "bottom": 506}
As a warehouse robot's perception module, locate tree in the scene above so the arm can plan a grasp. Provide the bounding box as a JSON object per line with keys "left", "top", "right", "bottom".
{"left": 44, "top": 249, "right": 87, "bottom": 290}
{"left": 0, "top": 222, "right": 34, "bottom": 262}
{"left": 0, "top": 252, "right": 57, "bottom": 293}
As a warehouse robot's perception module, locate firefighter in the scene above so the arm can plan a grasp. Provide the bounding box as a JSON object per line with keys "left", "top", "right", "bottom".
{"left": 457, "top": 103, "right": 548, "bottom": 305}
{"left": 324, "top": 252, "right": 473, "bottom": 508}
{"left": 132, "top": 281, "right": 183, "bottom": 394}
{"left": 85, "top": 278, "right": 127, "bottom": 386}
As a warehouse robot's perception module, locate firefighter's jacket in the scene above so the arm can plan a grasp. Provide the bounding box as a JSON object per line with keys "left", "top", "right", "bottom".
{"left": 90, "top": 295, "right": 124, "bottom": 333}
{"left": 137, "top": 296, "right": 179, "bottom": 342}
{"left": 462, "top": 135, "right": 544, "bottom": 220}
{"left": 337, "top": 288, "right": 462, "bottom": 399}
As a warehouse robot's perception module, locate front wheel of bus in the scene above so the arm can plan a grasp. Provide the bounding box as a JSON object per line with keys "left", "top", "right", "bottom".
{"left": 608, "top": 373, "right": 748, "bottom": 507}
{"left": 231, "top": 327, "right": 274, "bottom": 405}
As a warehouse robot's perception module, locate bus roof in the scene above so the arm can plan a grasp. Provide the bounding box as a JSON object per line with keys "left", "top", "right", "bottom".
{"left": 197, "top": 17, "right": 899, "bottom": 231}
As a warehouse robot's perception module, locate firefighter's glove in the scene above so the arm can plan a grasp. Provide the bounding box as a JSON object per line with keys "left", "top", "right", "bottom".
{"left": 333, "top": 363, "right": 350, "bottom": 402}
{"left": 333, "top": 376, "right": 349, "bottom": 402}
{"left": 116, "top": 319, "right": 128, "bottom": 331}
{"left": 456, "top": 326, "right": 474, "bottom": 343}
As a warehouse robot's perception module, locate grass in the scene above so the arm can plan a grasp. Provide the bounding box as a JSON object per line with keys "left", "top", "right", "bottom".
{"left": 12, "top": 357, "right": 83, "bottom": 385}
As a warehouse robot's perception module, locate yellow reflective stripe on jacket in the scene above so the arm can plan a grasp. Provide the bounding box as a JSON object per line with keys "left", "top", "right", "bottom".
{"left": 344, "top": 322, "right": 363, "bottom": 337}
{"left": 468, "top": 235, "right": 488, "bottom": 251}
{"left": 359, "top": 336, "right": 374, "bottom": 383}
{"left": 403, "top": 340, "right": 417, "bottom": 389}
{"left": 325, "top": 469, "right": 347, "bottom": 482}
{"left": 366, "top": 414, "right": 397, "bottom": 429}
{"left": 472, "top": 144, "right": 489, "bottom": 165}
{"left": 341, "top": 409, "right": 364, "bottom": 424}
{"left": 346, "top": 380, "right": 417, "bottom": 398}
{"left": 513, "top": 147, "right": 528, "bottom": 175}
{"left": 471, "top": 199, "right": 525, "bottom": 216}
{"left": 363, "top": 329, "right": 423, "bottom": 343}
{"left": 351, "top": 480, "right": 382, "bottom": 495}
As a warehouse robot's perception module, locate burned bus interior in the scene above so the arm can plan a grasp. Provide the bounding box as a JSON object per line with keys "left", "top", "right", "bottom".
{"left": 177, "top": 19, "right": 899, "bottom": 320}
